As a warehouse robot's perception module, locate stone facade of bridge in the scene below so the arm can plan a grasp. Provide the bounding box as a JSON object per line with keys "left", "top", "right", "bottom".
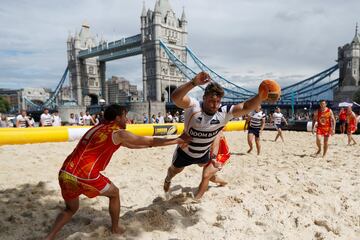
{"left": 335, "top": 25, "right": 360, "bottom": 102}
{"left": 66, "top": 0, "right": 188, "bottom": 108}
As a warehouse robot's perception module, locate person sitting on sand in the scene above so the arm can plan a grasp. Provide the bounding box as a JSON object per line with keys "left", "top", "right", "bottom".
{"left": 163, "top": 72, "right": 279, "bottom": 200}
{"left": 311, "top": 100, "right": 336, "bottom": 157}
{"left": 45, "top": 104, "right": 190, "bottom": 240}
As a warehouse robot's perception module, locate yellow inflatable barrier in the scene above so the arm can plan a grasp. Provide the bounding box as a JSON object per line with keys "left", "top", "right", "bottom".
{"left": 0, "top": 121, "right": 245, "bottom": 145}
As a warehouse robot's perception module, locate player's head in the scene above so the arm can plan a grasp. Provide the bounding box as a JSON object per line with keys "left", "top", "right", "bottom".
{"left": 202, "top": 82, "right": 224, "bottom": 115}
{"left": 255, "top": 105, "right": 261, "bottom": 112}
{"left": 104, "top": 104, "right": 128, "bottom": 128}
{"left": 275, "top": 107, "right": 280, "bottom": 113}
{"left": 319, "top": 100, "right": 327, "bottom": 110}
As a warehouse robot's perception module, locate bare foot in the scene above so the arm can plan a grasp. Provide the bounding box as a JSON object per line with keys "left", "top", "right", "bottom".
{"left": 111, "top": 225, "right": 126, "bottom": 235}
{"left": 163, "top": 178, "right": 171, "bottom": 192}
{"left": 210, "top": 175, "right": 228, "bottom": 186}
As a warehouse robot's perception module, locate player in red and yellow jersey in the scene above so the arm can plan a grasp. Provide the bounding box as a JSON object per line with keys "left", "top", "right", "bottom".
{"left": 312, "top": 100, "right": 336, "bottom": 157}
{"left": 346, "top": 106, "right": 358, "bottom": 145}
{"left": 46, "top": 104, "right": 190, "bottom": 240}
{"left": 339, "top": 107, "right": 347, "bottom": 134}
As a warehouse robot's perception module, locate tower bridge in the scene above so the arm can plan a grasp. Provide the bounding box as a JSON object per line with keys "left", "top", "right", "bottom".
{"left": 23, "top": 0, "right": 360, "bottom": 117}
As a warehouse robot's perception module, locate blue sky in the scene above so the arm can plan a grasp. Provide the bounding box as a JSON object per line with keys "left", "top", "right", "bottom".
{"left": 0, "top": 0, "right": 359, "bottom": 91}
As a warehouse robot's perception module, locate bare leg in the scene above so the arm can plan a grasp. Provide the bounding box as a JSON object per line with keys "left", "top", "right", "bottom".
{"left": 255, "top": 137, "right": 261, "bottom": 155}
{"left": 247, "top": 134, "right": 254, "bottom": 153}
{"left": 274, "top": 131, "right": 280, "bottom": 142}
{"left": 45, "top": 198, "right": 79, "bottom": 240}
{"left": 323, "top": 136, "right": 329, "bottom": 157}
{"left": 278, "top": 129, "right": 284, "bottom": 142}
{"left": 100, "top": 183, "right": 124, "bottom": 234}
{"left": 195, "top": 163, "right": 219, "bottom": 200}
{"left": 347, "top": 134, "right": 351, "bottom": 145}
{"left": 163, "top": 165, "right": 184, "bottom": 192}
{"left": 210, "top": 174, "right": 227, "bottom": 186}
{"left": 315, "top": 134, "right": 321, "bottom": 155}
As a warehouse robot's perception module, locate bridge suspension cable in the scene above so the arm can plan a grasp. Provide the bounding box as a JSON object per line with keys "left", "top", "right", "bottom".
{"left": 24, "top": 66, "right": 69, "bottom": 109}
{"left": 159, "top": 40, "right": 251, "bottom": 101}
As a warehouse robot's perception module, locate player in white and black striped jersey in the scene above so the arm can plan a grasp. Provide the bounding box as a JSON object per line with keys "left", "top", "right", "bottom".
{"left": 272, "top": 107, "right": 288, "bottom": 142}
{"left": 163, "top": 71, "right": 274, "bottom": 200}
{"left": 246, "top": 105, "right": 265, "bottom": 155}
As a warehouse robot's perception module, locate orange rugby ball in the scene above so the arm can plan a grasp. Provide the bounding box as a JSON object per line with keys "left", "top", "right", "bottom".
{"left": 258, "top": 79, "right": 281, "bottom": 101}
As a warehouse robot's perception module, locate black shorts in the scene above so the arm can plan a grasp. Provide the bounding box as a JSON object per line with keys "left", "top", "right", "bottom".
{"left": 275, "top": 124, "right": 282, "bottom": 130}
{"left": 339, "top": 120, "right": 346, "bottom": 126}
{"left": 172, "top": 147, "right": 211, "bottom": 168}
{"left": 248, "top": 127, "right": 260, "bottom": 138}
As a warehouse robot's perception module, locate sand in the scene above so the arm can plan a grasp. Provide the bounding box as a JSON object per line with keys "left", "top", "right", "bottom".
{"left": 0, "top": 131, "right": 359, "bottom": 240}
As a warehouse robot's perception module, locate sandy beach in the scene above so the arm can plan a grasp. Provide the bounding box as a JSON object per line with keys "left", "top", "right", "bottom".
{"left": 0, "top": 131, "right": 359, "bottom": 240}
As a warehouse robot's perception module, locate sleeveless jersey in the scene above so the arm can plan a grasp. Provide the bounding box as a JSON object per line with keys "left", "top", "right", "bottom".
{"left": 339, "top": 110, "right": 347, "bottom": 121}
{"left": 181, "top": 98, "right": 234, "bottom": 158}
{"left": 317, "top": 108, "right": 331, "bottom": 132}
{"left": 61, "top": 122, "right": 121, "bottom": 179}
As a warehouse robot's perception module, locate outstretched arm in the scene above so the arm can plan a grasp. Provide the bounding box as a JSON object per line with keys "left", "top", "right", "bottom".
{"left": 113, "top": 130, "right": 191, "bottom": 149}
{"left": 171, "top": 72, "right": 211, "bottom": 109}
{"left": 231, "top": 95, "right": 264, "bottom": 118}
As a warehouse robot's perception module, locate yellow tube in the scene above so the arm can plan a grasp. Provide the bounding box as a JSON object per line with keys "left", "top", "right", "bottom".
{"left": 0, "top": 121, "right": 245, "bottom": 145}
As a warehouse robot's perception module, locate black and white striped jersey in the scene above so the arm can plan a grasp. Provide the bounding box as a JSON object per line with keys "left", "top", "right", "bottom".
{"left": 249, "top": 111, "right": 265, "bottom": 129}
{"left": 180, "top": 98, "right": 234, "bottom": 158}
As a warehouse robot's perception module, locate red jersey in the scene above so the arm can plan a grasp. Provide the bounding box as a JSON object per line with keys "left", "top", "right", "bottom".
{"left": 347, "top": 112, "right": 357, "bottom": 133}
{"left": 317, "top": 108, "right": 332, "bottom": 136}
{"left": 339, "top": 110, "right": 347, "bottom": 121}
{"left": 61, "top": 122, "right": 121, "bottom": 179}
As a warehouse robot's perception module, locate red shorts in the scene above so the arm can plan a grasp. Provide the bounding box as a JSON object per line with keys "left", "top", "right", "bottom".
{"left": 58, "top": 171, "right": 111, "bottom": 201}
{"left": 316, "top": 127, "right": 331, "bottom": 137}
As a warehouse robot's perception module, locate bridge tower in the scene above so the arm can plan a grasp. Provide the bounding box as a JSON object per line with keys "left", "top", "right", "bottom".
{"left": 141, "top": 0, "right": 188, "bottom": 102}
{"left": 67, "top": 21, "right": 105, "bottom": 106}
{"left": 335, "top": 24, "right": 360, "bottom": 101}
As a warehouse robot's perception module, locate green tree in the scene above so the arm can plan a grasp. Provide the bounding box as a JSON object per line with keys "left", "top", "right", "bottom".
{"left": 0, "top": 96, "right": 10, "bottom": 113}
{"left": 353, "top": 88, "right": 360, "bottom": 103}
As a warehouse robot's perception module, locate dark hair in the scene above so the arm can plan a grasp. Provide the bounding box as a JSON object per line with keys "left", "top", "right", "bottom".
{"left": 319, "top": 99, "right": 326, "bottom": 103}
{"left": 104, "top": 104, "right": 127, "bottom": 121}
{"left": 204, "top": 82, "right": 224, "bottom": 98}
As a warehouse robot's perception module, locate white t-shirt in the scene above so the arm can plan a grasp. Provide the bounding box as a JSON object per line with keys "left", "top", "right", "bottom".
{"left": 68, "top": 117, "right": 77, "bottom": 126}
{"left": 16, "top": 115, "right": 28, "bottom": 128}
{"left": 83, "top": 115, "right": 92, "bottom": 125}
{"left": 180, "top": 98, "right": 234, "bottom": 158}
{"left": 41, "top": 113, "right": 53, "bottom": 126}
{"left": 52, "top": 115, "right": 62, "bottom": 126}
{"left": 249, "top": 111, "right": 265, "bottom": 129}
{"left": 272, "top": 112, "right": 283, "bottom": 125}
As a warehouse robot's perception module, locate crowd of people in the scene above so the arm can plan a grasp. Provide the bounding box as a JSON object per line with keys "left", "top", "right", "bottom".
{"left": 0, "top": 109, "right": 105, "bottom": 128}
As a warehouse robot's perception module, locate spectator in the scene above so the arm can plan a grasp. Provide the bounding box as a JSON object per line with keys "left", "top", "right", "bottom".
{"left": 0, "top": 114, "right": 9, "bottom": 128}
{"left": 150, "top": 114, "right": 156, "bottom": 123}
{"left": 83, "top": 111, "right": 95, "bottom": 126}
{"left": 143, "top": 113, "right": 149, "bottom": 124}
{"left": 165, "top": 112, "right": 173, "bottom": 123}
{"left": 179, "top": 110, "right": 185, "bottom": 123}
{"left": 40, "top": 108, "right": 53, "bottom": 127}
{"left": 91, "top": 114, "right": 99, "bottom": 125}
{"left": 78, "top": 112, "right": 84, "bottom": 126}
{"left": 68, "top": 113, "right": 77, "bottom": 126}
{"left": 173, "top": 111, "right": 180, "bottom": 123}
{"left": 27, "top": 114, "right": 35, "bottom": 127}
{"left": 52, "top": 111, "right": 62, "bottom": 126}
{"left": 156, "top": 112, "right": 165, "bottom": 124}
{"left": 16, "top": 110, "right": 31, "bottom": 128}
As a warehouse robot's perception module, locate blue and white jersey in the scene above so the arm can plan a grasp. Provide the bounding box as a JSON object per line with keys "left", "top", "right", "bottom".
{"left": 180, "top": 98, "right": 234, "bottom": 158}
{"left": 272, "top": 112, "right": 283, "bottom": 125}
{"left": 249, "top": 111, "right": 265, "bottom": 129}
